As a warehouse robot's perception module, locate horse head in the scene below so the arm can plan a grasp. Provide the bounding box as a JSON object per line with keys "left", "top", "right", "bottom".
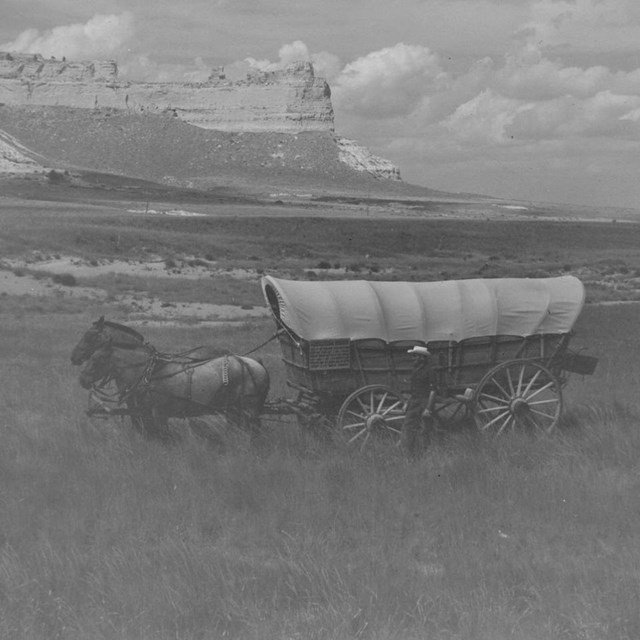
{"left": 71, "top": 317, "right": 144, "bottom": 365}
{"left": 71, "top": 316, "right": 107, "bottom": 365}
{"left": 78, "top": 340, "right": 114, "bottom": 389}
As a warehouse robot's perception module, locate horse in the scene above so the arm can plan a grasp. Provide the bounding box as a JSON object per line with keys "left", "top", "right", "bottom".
{"left": 70, "top": 317, "right": 229, "bottom": 366}
{"left": 79, "top": 341, "right": 270, "bottom": 443}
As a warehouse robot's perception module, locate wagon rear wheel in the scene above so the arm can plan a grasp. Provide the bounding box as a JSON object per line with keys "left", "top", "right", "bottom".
{"left": 472, "top": 360, "right": 562, "bottom": 436}
{"left": 336, "top": 385, "right": 407, "bottom": 452}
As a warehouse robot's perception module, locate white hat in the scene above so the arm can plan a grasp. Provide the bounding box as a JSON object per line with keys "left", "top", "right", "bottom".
{"left": 407, "top": 346, "right": 431, "bottom": 356}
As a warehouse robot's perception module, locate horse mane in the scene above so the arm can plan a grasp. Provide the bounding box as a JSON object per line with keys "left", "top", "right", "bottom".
{"left": 101, "top": 320, "right": 145, "bottom": 343}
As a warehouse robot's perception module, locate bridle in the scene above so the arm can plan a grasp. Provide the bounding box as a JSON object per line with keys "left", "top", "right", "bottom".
{"left": 88, "top": 341, "right": 159, "bottom": 404}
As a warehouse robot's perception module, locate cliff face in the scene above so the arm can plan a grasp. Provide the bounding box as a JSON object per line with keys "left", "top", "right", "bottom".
{"left": 0, "top": 52, "right": 403, "bottom": 185}
{"left": 0, "top": 52, "right": 334, "bottom": 134}
{"left": 0, "top": 129, "right": 45, "bottom": 173}
{"left": 337, "top": 138, "right": 401, "bottom": 181}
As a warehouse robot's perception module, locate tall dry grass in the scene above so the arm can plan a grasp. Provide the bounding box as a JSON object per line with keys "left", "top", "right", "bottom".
{"left": 1, "top": 308, "right": 640, "bottom": 639}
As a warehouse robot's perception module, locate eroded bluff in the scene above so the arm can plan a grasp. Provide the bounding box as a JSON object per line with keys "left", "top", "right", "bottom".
{"left": 0, "top": 52, "right": 334, "bottom": 134}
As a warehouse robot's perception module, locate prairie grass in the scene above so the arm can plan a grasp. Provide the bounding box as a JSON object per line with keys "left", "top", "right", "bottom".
{"left": 77, "top": 272, "right": 264, "bottom": 307}
{"left": 1, "top": 308, "right": 640, "bottom": 639}
{"left": 4, "top": 207, "right": 640, "bottom": 302}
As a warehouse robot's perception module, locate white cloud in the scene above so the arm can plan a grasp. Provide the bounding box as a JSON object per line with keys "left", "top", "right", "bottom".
{"left": 518, "top": 0, "right": 640, "bottom": 53}
{"left": 278, "top": 41, "right": 311, "bottom": 66}
{"left": 328, "top": 37, "right": 640, "bottom": 146}
{"left": 495, "top": 45, "right": 612, "bottom": 100}
{"left": 443, "top": 90, "right": 523, "bottom": 144}
{"left": 331, "top": 43, "right": 446, "bottom": 118}
{"left": 1, "top": 13, "right": 134, "bottom": 60}
{"left": 558, "top": 90, "right": 640, "bottom": 137}
{"left": 309, "top": 51, "right": 342, "bottom": 83}
{"left": 237, "top": 40, "right": 341, "bottom": 83}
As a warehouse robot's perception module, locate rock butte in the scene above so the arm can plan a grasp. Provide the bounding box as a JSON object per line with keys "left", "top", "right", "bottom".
{"left": 0, "top": 52, "right": 333, "bottom": 133}
{"left": 0, "top": 51, "right": 401, "bottom": 181}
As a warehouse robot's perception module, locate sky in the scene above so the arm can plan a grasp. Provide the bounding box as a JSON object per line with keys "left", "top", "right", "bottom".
{"left": 2, "top": 0, "right": 640, "bottom": 209}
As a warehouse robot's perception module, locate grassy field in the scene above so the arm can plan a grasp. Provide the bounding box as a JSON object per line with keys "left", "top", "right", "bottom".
{"left": 2, "top": 196, "right": 640, "bottom": 639}
{"left": 2, "top": 299, "right": 640, "bottom": 639}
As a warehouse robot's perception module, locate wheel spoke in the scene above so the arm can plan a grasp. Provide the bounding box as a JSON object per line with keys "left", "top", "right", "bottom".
{"left": 522, "top": 368, "right": 542, "bottom": 396}
{"left": 524, "top": 411, "right": 550, "bottom": 431}
{"left": 346, "top": 409, "right": 366, "bottom": 420}
{"left": 358, "top": 431, "right": 371, "bottom": 452}
{"left": 527, "top": 398, "right": 560, "bottom": 407}
{"left": 477, "top": 404, "right": 510, "bottom": 414}
{"left": 382, "top": 413, "right": 405, "bottom": 422}
{"left": 479, "top": 408, "right": 511, "bottom": 430}
{"left": 490, "top": 376, "right": 511, "bottom": 399}
{"left": 495, "top": 413, "right": 513, "bottom": 436}
{"left": 516, "top": 364, "right": 525, "bottom": 395}
{"left": 342, "top": 421, "right": 366, "bottom": 431}
{"left": 347, "top": 427, "right": 368, "bottom": 443}
{"left": 478, "top": 391, "right": 511, "bottom": 405}
{"left": 380, "top": 400, "right": 405, "bottom": 415}
{"left": 529, "top": 407, "right": 558, "bottom": 420}
{"left": 376, "top": 391, "right": 389, "bottom": 413}
{"left": 506, "top": 368, "right": 515, "bottom": 396}
{"left": 525, "top": 380, "right": 555, "bottom": 401}
{"left": 382, "top": 425, "right": 403, "bottom": 435}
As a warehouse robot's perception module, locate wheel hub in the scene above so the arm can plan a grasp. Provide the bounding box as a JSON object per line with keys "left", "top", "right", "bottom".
{"left": 365, "top": 414, "right": 385, "bottom": 430}
{"left": 510, "top": 397, "right": 530, "bottom": 416}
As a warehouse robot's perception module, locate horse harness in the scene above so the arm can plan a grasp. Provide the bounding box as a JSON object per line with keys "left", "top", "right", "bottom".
{"left": 178, "top": 354, "right": 228, "bottom": 403}
{"left": 90, "top": 341, "right": 159, "bottom": 405}
{"left": 92, "top": 345, "right": 262, "bottom": 416}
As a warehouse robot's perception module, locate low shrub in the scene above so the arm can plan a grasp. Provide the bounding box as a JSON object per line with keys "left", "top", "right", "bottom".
{"left": 51, "top": 273, "right": 77, "bottom": 287}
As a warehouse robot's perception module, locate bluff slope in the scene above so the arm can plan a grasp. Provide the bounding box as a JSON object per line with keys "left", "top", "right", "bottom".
{"left": 5, "top": 106, "right": 412, "bottom": 192}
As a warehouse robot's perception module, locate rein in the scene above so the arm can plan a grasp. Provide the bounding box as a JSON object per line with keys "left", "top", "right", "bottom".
{"left": 242, "top": 331, "right": 280, "bottom": 356}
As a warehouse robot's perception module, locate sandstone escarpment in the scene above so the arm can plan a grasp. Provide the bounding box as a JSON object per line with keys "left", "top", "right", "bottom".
{"left": 0, "top": 51, "right": 406, "bottom": 186}
{"left": 0, "top": 52, "right": 334, "bottom": 134}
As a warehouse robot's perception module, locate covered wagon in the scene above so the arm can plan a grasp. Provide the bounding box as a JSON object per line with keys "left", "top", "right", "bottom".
{"left": 261, "top": 275, "right": 597, "bottom": 448}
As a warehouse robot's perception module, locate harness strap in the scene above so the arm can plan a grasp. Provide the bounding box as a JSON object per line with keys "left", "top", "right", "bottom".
{"left": 242, "top": 331, "right": 279, "bottom": 356}
{"left": 185, "top": 366, "right": 194, "bottom": 401}
{"left": 223, "top": 355, "right": 229, "bottom": 386}
{"left": 118, "top": 346, "right": 158, "bottom": 403}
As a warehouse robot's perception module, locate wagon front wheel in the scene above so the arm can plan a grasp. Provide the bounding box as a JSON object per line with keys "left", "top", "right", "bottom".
{"left": 472, "top": 360, "right": 562, "bottom": 436}
{"left": 336, "top": 385, "right": 407, "bottom": 452}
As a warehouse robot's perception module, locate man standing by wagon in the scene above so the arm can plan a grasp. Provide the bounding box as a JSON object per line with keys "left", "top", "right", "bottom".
{"left": 402, "top": 345, "right": 437, "bottom": 458}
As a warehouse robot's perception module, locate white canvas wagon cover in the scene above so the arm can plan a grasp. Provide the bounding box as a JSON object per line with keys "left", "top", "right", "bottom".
{"left": 261, "top": 275, "right": 585, "bottom": 343}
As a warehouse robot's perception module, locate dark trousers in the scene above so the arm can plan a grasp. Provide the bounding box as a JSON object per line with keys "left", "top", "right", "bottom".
{"left": 402, "top": 393, "right": 434, "bottom": 458}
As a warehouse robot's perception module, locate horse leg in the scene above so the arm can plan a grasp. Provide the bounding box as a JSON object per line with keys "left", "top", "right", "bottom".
{"left": 134, "top": 405, "right": 173, "bottom": 442}
{"left": 151, "top": 408, "right": 174, "bottom": 442}
{"left": 126, "top": 398, "right": 148, "bottom": 436}
{"left": 189, "top": 416, "right": 226, "bottom": 452}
